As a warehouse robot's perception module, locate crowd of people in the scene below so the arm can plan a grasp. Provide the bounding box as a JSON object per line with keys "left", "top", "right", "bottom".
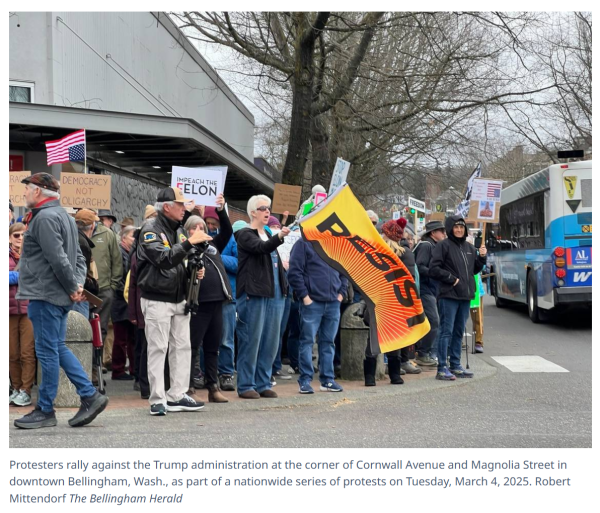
{"left": 9, "top": 172, "right": 487, "bottom": 429}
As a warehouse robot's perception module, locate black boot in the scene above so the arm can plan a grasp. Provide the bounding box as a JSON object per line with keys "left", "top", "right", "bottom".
{"left": 387, "top": 356, "right": 404, "bottom": 385}
{"left": 364, "top": 358, "right": 377, "bottom": 387}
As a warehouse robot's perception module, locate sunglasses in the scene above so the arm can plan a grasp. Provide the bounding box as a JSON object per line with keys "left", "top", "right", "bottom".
{"left": 256, "top": 206, "right": 271, "bottom": 212}
{"left": 12, "top": 233, "right": 24, "bottom": 239}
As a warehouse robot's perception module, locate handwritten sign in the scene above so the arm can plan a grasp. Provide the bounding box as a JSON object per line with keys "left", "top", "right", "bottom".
{"left": 60, "top": 173, "right": 111, "bottom": 210}
{"left": 272, "top": 183, "right": 302, "bottom": 214}
{"left": 328, "top": 157, "right": 351, "bottom": 195}
{"left": 172, "top": 166, "right": 225, "bottom": 207}
{"left": 275, "top": 230, "right": 302, "bottom": 264}
{"left": 9, "top": 171, "right": 31, "bottom": 207}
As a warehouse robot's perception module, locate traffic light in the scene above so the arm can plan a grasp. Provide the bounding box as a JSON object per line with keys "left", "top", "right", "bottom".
{"left": 410, "top": 208, "right": 415, "bottom": 215}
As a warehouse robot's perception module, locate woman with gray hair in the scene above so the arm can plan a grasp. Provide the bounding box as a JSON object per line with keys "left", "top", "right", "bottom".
{"left": 184, "top": 193, "right": 233, "bottom": 403}
{"left": 235, "top": 195, "right": 290, "bottom": 399}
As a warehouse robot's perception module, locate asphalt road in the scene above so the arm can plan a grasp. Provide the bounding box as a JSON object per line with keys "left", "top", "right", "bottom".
{"left": 9, "top": 296, "right": 591, "bottom": 448}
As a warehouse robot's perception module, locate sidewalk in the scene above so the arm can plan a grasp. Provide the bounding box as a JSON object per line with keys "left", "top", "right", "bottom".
{"left": 9, "top": 356, "right": 496, "bottom": 416}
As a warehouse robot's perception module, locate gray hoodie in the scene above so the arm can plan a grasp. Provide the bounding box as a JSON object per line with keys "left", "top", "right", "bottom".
{"left": 16, "top": 199, "right": 87, "bottom": 306}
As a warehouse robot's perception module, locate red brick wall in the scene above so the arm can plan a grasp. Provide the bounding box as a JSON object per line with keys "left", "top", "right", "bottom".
{"left": 228, "top": 205, "right": 249, "bottom": 223}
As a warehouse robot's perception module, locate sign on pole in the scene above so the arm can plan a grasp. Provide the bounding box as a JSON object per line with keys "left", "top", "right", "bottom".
{"left": 408, "top": 196, "right": 425, "bottom": 212}
{"left": 328, "top": 157, "right": 351, "bottom": 195}
{"left": 470, "top": 178, "right": 503, "bottom": 203}
{"left": 60, "top": 172, "right": 111, "bottom": 210}
{"left": 392, "top": 211, "right": 401, "bottom": 220}
{"left": 466, "top": 178, "right": 503, "bottom": 223}
{"left": 171, "top": 166, "right": 226, "bottom": 207}
{"left": 9, "top": 171, "right": 31, "bottom": 207}
{"left": 271, "top": 183, "right": 303, "bottom": 214}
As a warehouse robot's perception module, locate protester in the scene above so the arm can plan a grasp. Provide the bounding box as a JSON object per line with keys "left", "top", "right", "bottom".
{"left": 429, "top": 215, "right": 487, "bottom": 380}
{"left": 413, "top": 220, "right": 446, "bottom": 366}
{"left": 470, "top": 272, "right": 486, "bottom": 353}
{"left": 9, "top": 222, "right": 35, "bottom": 407}
{"left": 91, "top": 208, "right": 123, "bottom": 373}
{"left": 9, "top": 200, "right": 14, "bottom": 225}
{"left": 14, "top": 173, "right": 108, "bottom": 429}
{"left": 98, "top": 209, "right": 117, "bottom": 231}
{"left": 235, "top": 195, "right": 290, "bottom": 399}
{"left": 73, "top": 209, "right": 100, "bottom": 320}
{"left": 366, "top": 210, "right": 379, "bottom": 226}
{"left": 288, "top": 236, "right": 348, "bottom": 394}
{"left": 144, "top": 204, "right": 157, "bottom": 220}
{"left": 118, "top": 216, "right": 134, "bottom": 234}
{"left": 183, "top": 194, "right": 233, "bottom": 403}
{"left": 217, "top": 220, "right": 247, "bottom": 391}
{"left": 203, "top": 207, "right": 220, "bottom": 235}
{"left": 137, "top": 186, "right": 212, "bottom": 415}
{"left": 111, "top": 225, "right": 137, "bottom": 381}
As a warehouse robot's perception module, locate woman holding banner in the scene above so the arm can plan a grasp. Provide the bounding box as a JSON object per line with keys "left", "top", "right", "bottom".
{"left": 235, "top": 195, "right": 289, "bottom": 399}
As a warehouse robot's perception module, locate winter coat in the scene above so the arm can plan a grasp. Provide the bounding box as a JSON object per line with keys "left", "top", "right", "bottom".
{"left": 9, "top": 249, "right": 28, "bottom": 315}
{"left": 413, "top": 233, "right": 440, "bottom": 297}
{"left": 429, "top": 215, "right": 486, "bottom": 301}
{"left": 78, "top": 230, "right": 99, "bottom": 295}
{"left": 288, "top": 238, "right": 348, "bottom": 302}
{"left": 90, "top": 224, "right": 122, "bottom": 291}
{"left": 128, "top": 241, "right": 145, "bottom": 329}
{"left": 235, "top": 227, "right": 287, "bottom": 299}
{"left": 16, "top": 199, "right": 86, "bottom": 306}
{"left": 137, "top": 212, "right": 194, "bottom": 303}
{"left": 111, "top": 244, "right": 131, "bottom": 323}
{"left": 221, "top": 235, "right": 238, "bottom": 302}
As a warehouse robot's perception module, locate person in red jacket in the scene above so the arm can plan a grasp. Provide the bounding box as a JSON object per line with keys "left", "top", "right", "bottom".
{"left": 9, "top": 222, "right": 35, "bottom": 407}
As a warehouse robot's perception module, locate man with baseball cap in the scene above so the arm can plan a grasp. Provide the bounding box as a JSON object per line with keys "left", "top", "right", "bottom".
{"left": 413, "top": 220, "right": 446, "bottom": 367}
{"left": 72, "top": 208, "right": 101, "bottom": 320}
{"left": 14, "top": 173, "right": 109, "bottom": 429}
{"left": 137, "top": 186, "right": 213, "bottom": 416}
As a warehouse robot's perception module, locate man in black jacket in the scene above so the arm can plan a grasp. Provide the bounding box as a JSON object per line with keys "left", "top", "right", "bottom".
{"left": 137, "top": 187, "right": 212, "bottom": 416}
{"left": 413, "top": 220, "right": 446, "bottom": 367}
{"left": 430, "top": 215, "right": 486, "bottom": 380}
{"left": 73, "top": 208, "right": 100, "bottom": 320}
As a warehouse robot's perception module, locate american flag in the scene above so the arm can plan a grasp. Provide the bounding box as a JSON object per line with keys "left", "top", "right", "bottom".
{"left": 45, "top": 130, "right": 86, "bottom": 165}
{"left": 487, "top": 182, "right": 502, "bottom": 198}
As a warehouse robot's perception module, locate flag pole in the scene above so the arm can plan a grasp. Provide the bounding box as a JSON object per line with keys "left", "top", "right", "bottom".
{"left": 84, "top": 129, "right": 88, "bottom": 174}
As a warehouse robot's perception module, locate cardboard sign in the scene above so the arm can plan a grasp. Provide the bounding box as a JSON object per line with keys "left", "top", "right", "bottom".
{"left": 9, "top": 171, "right": 31, "bottom": 207}
{"left": 429, "top": 212, "right": 446, "bottom": 222}
{"left": 271, "top": 183, "right": 302, "bottom": 214}
{"left": 328, "top": 157, "right": 351, "bottom": 195}
{"left": 60, "top": 173, "right": 111, "bottom": 210}
{"left": 172, "top": 166, "right": 225, "bottom": 207}
{"left": 466, "top": 199, "right": 499, "bottom": 223}
{"left": 471, "top": 178, "right": 503, "bottom": 203}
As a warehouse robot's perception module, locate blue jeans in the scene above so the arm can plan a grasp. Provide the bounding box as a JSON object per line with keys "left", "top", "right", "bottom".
{"left": 298, "top": 300, "right": 341, "bottom": 384}
{"left": 218, "top": 301, "right": 237, "bottom": 376}
{"left": 272, "top": 296, "right": 292, "bottom": 374}
{"left": 28, "top": 300, "right": 96, "bottom": 413}
{"left": 416, "top": 294, "right": 439, "bottom": 358}
{"left": 437, "top": 298, "right": 470, "bottom": 372}
{"left": 71, "top": 300, "right": 89, "bottom": 319}
{"left": 286, "top": 300, "right": 300, "bottom": 369}
{"left": 236, "top": 295, "right": 285, "bottom": 394}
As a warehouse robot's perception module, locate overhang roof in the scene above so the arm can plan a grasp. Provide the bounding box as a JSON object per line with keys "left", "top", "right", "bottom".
{"left": 9, "top": 102, "right": 281, "bottom": 200}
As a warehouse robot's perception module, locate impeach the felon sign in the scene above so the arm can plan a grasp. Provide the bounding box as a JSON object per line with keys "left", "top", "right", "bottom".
{"left": 59, "top": 173, "right": 112, "bottom": 210}
{"left": 9, "top": 171, "right": 31, "bottom": 207}
{"left": 171, "top": 166, "right": 225, "bottom": 207}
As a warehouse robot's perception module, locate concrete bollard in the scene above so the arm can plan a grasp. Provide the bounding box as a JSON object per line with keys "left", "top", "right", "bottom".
{"left": 37, "top": 310, "right": 93, "bottom": 408}
{"left": 339, "top": 303, "right": 385, "bottom": 381}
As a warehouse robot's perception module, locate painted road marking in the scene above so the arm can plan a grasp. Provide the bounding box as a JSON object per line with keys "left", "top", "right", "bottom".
{"left": 491, "top": 356, "right": 569, "bottom": 373}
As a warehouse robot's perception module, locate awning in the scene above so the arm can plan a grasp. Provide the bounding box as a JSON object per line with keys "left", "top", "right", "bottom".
{"left": 9, "top": 102, "right": 280, "bottom": 201}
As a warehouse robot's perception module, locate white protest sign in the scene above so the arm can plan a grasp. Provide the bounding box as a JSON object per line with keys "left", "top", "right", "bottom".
{"left": 328, "top": 157, "right": 351, "bottom": 195}
{"left": 470, "top": 178, "right": 503, "bottom": 203}
{"left": 171, "top": 166, "right": 226, "bottom": 207}
{"left": 392, "top": 211, "right": 401, "bottom": 220}
{"left": 408, "top": 196, "right": 426, "bottom": 212}
{"left": 275, "top": 230, "right": 302, "bottom": 265}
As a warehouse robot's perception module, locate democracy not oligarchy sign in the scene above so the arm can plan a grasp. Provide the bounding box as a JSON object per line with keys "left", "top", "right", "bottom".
{"left": 59, "top": 173, "right": 111, "bottom": 210}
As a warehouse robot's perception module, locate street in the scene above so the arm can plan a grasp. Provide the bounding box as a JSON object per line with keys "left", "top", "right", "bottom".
{"left": 9, "top": 296, "right": 592, "bottom": 448}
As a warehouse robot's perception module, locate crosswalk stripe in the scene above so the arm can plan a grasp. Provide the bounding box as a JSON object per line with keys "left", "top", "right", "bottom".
{"left": 491, "top": 355, "right": 569, "bottom": 373}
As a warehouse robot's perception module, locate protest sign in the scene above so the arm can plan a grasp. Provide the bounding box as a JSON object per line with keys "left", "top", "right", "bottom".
{"left": 314, "top": 192, "right": 327, "bottom": 205}
{"left": 272, "top": 183, "right": 302, "bottom": 214}
{"left": 466, "top": 199, "right": 499, "bottom": 223}
{"left": 471, "top": 178, "right": 503, "bottom": 203}
{"left": 171, "top": 166, "right": 225, "bottom": 207}
{"left": 275, "top": 230, "right": 302, "bottom": 264}
{"left": 392, "top": 211, "right": 401, "bottom": 220}
{"left": 328, "top": 157, "right": 351, "bottom": 195}
{"left": 429, "top": 212, "right": 446, "bottom": 222}
{"left": 9, "top": 171, "right": 31, "bottom": 207}
{"left": 60, "top": 173, "right": 111, "bottom": 210}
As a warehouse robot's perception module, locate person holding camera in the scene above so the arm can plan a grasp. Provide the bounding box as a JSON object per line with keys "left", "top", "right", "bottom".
{"left": 183, "top": 193, "right": 233, "bottom": 403}
{"left": 137, "top": 187, "right": 212, "bottom": 416}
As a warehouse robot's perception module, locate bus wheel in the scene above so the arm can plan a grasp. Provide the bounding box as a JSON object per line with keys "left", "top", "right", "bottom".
{"left": 527, "top": 273, "right": 547, "bottom": 323}
{"left": 492, "top": 276, "right": 508, "bottom": 308}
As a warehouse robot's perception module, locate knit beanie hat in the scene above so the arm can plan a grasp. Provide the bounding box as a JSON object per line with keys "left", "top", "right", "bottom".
{"left": 203, "top": 206, "right": 219, "bottom": 222}
{"left": 382, "top": 217, "right": 406, "bottom": 242}
{"left": 267, "top": 216, "right": 281, "bottom": 228}
{"left": 232, "top": 220, "right": 248, "bottom": 233}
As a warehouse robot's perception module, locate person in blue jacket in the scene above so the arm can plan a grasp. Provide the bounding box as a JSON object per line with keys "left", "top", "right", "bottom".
{"left": 288, "top": 238, "right": 348, "bottom": 394}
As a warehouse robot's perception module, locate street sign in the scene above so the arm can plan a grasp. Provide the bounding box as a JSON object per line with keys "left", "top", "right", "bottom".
{"left": 408, "top": 196, "right": 425, "bottom": 212}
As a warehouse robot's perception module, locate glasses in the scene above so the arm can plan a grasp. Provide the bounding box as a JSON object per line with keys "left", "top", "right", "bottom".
{"left": 372, "top": 221, "right": 378, "bottom": 226}
{"left": 256, "top": 206, "right": 270, "bottom": 212}
{"left": 12, "top": 233, "right": 23, "bottom": 239}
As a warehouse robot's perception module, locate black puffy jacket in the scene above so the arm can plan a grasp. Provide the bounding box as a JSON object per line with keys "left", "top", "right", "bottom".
{"left": 429, "top": 215, "right": 486, "bottom": 301}
{"left": 137, "top": 212, "right": 194, "bottom": 303}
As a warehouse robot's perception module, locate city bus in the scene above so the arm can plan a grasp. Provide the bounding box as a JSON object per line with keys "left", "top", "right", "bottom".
{"left": 487, "top": 160, "right": 592, "bottom": 322}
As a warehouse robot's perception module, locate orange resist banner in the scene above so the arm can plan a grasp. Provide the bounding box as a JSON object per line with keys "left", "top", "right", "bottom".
{"left": 299, "top": 185, "right": 430, "bottom": 354}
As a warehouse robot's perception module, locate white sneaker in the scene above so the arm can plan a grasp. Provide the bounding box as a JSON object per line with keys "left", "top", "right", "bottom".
{"left": 13, "top": 390, "right": 32, "bottom": 407}
{"left": 9, "top": 389, "right": 19, "bottom": 405}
